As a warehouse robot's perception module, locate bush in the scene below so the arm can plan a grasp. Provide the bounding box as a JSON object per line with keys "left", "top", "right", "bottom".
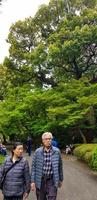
{"left": 73, "top": 144, "right": 97, "bottom": 169}
{"left": 73, "top": 143, "right": 82, "bottom": 148}
{"left": 74, "top": 144, "right": 95, "bottom": 159}
{"left": 0, "top": 154, "right": 5, "bottom": 164}
{"left": 90, "top": 147, "right": 97, "bottom": 170}
{"left": 84, "top": 151, "right": 93, "bottom": 164}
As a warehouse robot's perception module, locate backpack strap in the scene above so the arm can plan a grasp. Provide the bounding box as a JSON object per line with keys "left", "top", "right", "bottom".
{"left": 2, "top": 157, "right": 22, "bottom": 183}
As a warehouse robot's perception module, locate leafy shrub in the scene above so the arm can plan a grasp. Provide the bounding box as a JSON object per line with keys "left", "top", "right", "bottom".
{"left": 84, "top": 151, "right": 93, "bottom": 164}
{"left": 90, "top": 147, "right": 97, "bottom": 170}
{"left": 74, "top": 144, "right": 95, "bottom": 159}
{"left": 74, "top": 144, "right": 97, "bottom": 169}
{"left": 73, "top": 144, "right": 82, "bottom": 148}
{"left": 0, "top": 155, "right": 5, "bottom": 164}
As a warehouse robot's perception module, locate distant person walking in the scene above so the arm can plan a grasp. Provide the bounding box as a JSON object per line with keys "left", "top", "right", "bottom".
{"left": 31, "top": 132, "right": 63, "bottom": 200}
{"left": 26, "top": 136, "right": 32, "bottom": 156}
{"left": 51, "top": 138, "right": 58, "bottom": 148}
{"left": 0, "top": 142, "right": 30, "bottom": 200}
{"left": 0, "top": 141, "right": 7, "bottom": 156}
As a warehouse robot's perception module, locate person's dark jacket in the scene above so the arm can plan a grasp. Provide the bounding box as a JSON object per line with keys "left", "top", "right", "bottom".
{"left": 0, "top": 156, "right": 31, "bottom": 196}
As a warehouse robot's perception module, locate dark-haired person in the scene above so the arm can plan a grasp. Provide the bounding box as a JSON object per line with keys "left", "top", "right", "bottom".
{"left": 0, "top": 142, "right": 31, "bottom": 200}
{"left": 0, "top": 141, "right": 7, "bottom": 156}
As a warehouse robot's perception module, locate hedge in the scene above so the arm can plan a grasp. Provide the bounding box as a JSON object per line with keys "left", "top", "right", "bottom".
{"left": 73, "top": 144, "right": 97, "bottom": 170}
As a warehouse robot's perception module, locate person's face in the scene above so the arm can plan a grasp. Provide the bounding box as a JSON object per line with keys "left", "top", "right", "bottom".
{"left": 42, "top": 135, "right": 52, "bottom": 148}
{"left": 13, "top": 145, "right": 23, "bottom": 158}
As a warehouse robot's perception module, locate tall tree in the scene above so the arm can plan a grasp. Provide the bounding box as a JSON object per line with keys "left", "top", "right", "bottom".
{"left": 0, "top": 64, "right": 11, "bottom": 100}
{"left": 4, "top": 0, "right": 97, "bottom": 87}
{"left": 0, "top": 79, "right": 97, "bottom": 142}
{"left": 47, "top": 9, "right": 97, "bottom": 81}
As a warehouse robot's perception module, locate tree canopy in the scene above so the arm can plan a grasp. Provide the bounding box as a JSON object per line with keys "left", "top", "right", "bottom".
{"left": 1, "top": 0, "right": 97, "bottom": 144}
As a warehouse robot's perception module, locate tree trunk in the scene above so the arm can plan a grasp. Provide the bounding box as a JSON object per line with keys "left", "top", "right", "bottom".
{"left": 79, "top": 129, "right": 87, "bottom": 143}
{"left": 2, "top": 134, "right": 6, "bottom": 143}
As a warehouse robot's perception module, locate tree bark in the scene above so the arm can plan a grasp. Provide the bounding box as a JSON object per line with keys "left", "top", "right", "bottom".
{"left": 79, "top": 129, "right": 87, "bottom": 143}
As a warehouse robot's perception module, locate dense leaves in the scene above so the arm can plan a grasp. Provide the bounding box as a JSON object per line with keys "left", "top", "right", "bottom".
{"left": 47, "top": 9, "right": 97, "bottom": 81}
{"left": 0, "top": 79, "right": 97, "bottom": 143}
{"left": 1, "top": 0, "right": 97, "bottom": 144}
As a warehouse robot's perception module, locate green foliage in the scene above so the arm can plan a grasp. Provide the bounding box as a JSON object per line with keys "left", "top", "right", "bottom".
{"left": 74, "top": 144, "right": 97, "bottom": 168}
{"left": 0, "top": 79, "right": 97, "bottom": 141}
{"left": 3, "top": 1, "right": 97, "bottom": 87}
{"left": 74, "top": 144, "right": 95, "bottom": 160}
{"left": 84, "top": 151, "right": 93, "bottom": 164}
{"left": 74, "top": 144, "right": 97, "bottom": 171}
{"left": 0, "top": 64, "right": 12, "bottom": 100}
{"left": 1, "top": 0, "right": 97, "bottom": 143}
{"left": 0, "top": 155, "right": 5, "bottom": 164}
{"left": 90, "top": 147, "right": 97, "bottom": 170}
{"left": 48, "top": 9, "right": 97, "bottom": 81}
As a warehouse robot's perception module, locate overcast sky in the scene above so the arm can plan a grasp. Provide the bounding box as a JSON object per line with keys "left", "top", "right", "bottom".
{"left": 0, "top": 0, "right": 49, "bottom": 63}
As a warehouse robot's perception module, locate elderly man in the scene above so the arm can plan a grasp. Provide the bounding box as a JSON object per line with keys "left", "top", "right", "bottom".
{"left": 31, "top": 132, "right": 63, "bottom": 200}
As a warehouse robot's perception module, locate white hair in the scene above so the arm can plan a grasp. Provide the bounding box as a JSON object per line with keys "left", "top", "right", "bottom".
{"left": 42, "top": 132, "right": 53, "bottom": 140}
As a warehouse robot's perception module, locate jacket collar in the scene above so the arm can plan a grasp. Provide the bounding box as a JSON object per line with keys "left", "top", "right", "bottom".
{"left": 40, "top": 146, "right": 56, "bottom": 154}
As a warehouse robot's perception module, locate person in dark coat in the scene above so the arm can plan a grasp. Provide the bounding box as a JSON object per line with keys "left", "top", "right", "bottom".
{"left": 0, "top": 142, "right": 7, "bottom": 156}
{"left": 26, "top": 136, "right": 32, "bottom": 156}
{"left": 51, "top": 138, "right": 58, "bottom": 148}
{"left": 0, "top": 142, "right": 31, "bottom": 200}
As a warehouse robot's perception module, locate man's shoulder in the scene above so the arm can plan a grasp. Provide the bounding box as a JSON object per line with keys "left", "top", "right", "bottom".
{"left": 35, "top": 146, "right": 43, "bottom": 153}
{"left": 52, "top": 146, "right": 60, "bottom": 153}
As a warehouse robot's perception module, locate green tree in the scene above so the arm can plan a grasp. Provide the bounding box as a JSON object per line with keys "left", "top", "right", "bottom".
{"left": 1, "top": 0, "right": 97, "bottom": 144}
{"left": 47, "top": 9, "right": 97, "bottom": 82}
{"left": 4, "top": 1, "right": 97, "bottom": 88}
{"left": 0, "top": 64, "right": 11, "bottom": 100}
{"left": 0, "top": 79, "right": 97, "bottom": 143}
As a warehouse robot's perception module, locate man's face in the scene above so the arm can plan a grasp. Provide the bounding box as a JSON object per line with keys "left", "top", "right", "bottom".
{"left": 42, "top": 135, "right": 52, "bottom": 148}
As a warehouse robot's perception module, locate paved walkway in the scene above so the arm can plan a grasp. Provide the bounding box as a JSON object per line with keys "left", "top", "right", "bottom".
{"left": 0, "top": 153, "right": 97, "bottom": 200}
